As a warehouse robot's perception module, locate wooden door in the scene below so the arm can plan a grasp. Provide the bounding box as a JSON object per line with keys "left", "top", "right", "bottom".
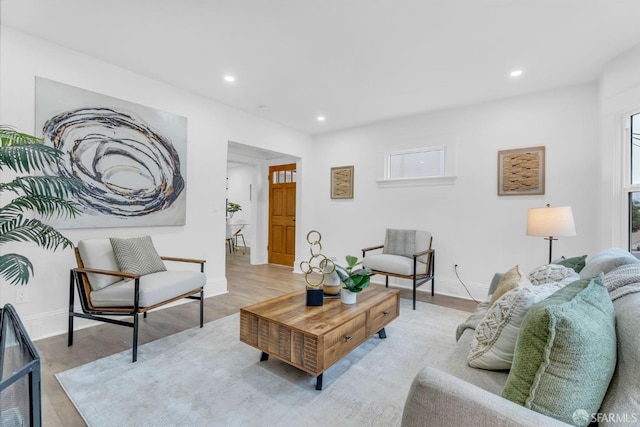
{"left": 268, "top": 164, "right": 297, "bottom": 266}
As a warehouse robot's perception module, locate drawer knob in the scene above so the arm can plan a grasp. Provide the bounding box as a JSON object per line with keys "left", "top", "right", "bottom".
{"left": 383, "top": 311, "right": 390, "bottom": 315}
{"left": 345, "top": 336, "right": 353, "bottom": 342}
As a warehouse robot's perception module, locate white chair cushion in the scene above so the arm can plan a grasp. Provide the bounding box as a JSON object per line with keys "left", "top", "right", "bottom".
{"left": 362, "top": 254, "right": 427, "bottom": 276}
{"left": 77, "top": 239, "right": 121, "bottom": 291}
{"left": 90, "top": 270, "right": 206, "bottom": 308}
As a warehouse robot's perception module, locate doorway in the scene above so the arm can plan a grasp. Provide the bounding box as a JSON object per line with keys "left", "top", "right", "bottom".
{"left": 268, "top": 163, "right": 296, "bottom": 266}
{"left": 226, "top": 141, "right": 299, "bottom": 268}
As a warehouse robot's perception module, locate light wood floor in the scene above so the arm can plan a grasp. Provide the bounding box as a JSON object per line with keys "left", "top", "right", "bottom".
{"left": 36, "top": 251, "right": 476, "bottom": 426}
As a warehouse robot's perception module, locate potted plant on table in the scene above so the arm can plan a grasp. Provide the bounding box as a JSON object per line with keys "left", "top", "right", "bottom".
{"left": 226, "top": 201, "right": 242, "bottom": 219}
{"left": 335, "top": 255, "right": 372, "bottom": 304}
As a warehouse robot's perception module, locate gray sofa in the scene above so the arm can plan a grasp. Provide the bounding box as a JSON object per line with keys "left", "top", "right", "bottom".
{"left": 402, "top": 249, "right": 640, "bottom": 426}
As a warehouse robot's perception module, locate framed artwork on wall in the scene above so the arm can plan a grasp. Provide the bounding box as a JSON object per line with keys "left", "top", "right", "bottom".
{"left": 35, "top": 77, "right": 187, "bottom": 228}
{"left": 331, "top": 165, "right": 354, "bottom": 199}
{"left": 497, "top": 146, "right": 545, "bottom": 196}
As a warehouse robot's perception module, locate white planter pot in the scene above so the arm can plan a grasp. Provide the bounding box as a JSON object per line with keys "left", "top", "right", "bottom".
{"left": 340, "top": 289, "right": 357, "bottom": 304}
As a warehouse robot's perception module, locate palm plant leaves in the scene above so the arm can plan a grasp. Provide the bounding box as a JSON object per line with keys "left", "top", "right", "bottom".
{"left": 0, "top": 196, "right": 80, "bottom": 220}
{"left": 0, "top": 126, "right": 81, "bottom": 286}
{"left": 0, "top": 142, "right": 65, "bottom": 173}
{"left": 1, "top": 176, "right": 81, "bottom": 198}
{"left": 0, "top": 125, "right": 42, "bottom": 146}
{"left": 0, "top": 217, "right": 74, "bottom": 251}
{"left": 0, "top": 254, "right": 34, "bottom": 285}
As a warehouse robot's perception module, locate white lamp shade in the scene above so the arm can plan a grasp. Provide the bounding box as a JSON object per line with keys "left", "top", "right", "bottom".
{"left": 526, "top": 206, "right": 576, "bottom": 237}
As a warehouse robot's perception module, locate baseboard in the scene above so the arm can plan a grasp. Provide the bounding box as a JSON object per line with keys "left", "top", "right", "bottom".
{"left": 28, "top": 277, "right": 228, "bottom": 343}
{"left": 370, "top": 276, "right": 488, "bottom": 302}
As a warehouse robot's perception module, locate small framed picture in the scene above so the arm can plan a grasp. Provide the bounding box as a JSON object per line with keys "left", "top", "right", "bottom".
{"left": 498, "top": 146, "right": 545, "bottom": 196}
{"left": 331, "top": 165, "right": 354, "bottom": 199}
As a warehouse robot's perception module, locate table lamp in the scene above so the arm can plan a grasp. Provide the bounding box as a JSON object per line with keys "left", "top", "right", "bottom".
{"left": 526, "top": 204, "right": 576, "bottom": 263}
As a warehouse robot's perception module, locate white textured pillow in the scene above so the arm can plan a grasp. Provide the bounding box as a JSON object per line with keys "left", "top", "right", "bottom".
{"left": 468, "top": 282, "right": 563, "bottom": 370}
{"left": 528, "top": 264, "right": 579, "bottom": 286}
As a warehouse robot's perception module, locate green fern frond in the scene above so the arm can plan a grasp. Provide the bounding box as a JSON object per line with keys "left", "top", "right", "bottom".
{"left": 0, "top": 142, "right": 65, "bottom": 173}
{"left": 0, "top": 253, "right": 34, "bottom": 285}
{"left": 0, "top": 125, "right": 42, "bottom": 146}
{"left": 0, "top": 196, "right": 80, "bottom": 221}
{"left": 0, "top": 217, "right": 74, "bottom": 251}
{"left": 0, "top": 176, "right": 81, "bottom": 198}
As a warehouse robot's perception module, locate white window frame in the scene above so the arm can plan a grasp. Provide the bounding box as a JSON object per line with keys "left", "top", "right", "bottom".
{"left": 624, "top": 111, "right": 640, "bottom": 253}
{"left": 386, "top": 146, "right": 446, "bottom": 179}
{"left": 376, "top": 135, "right": 457, "bottom": 188}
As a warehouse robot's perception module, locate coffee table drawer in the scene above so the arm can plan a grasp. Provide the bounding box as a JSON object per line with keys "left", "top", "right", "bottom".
{"left": 323, "top": 312, "right": 367, "bottom": 367}
{"left": 368, "top": 293, "right": 399, "bottom": 335}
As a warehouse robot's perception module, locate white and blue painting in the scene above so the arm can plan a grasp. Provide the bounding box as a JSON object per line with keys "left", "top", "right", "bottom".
{"left": 35, "top": 77, "right": 187, "bottom": 228}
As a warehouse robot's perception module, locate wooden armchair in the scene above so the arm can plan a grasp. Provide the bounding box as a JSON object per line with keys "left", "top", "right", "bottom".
{"left": 362, "top": 229, "right": 435, "bottom": 310}
{"left": 69, "top": 237, "right": 206, "bottom": 362}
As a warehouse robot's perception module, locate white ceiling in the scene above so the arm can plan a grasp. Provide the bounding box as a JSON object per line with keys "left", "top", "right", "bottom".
{"left": 3, "top": 0, "right": 640, "bottom": 135}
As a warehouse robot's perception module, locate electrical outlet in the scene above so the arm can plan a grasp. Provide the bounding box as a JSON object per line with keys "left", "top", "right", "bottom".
{"left": 15, "top": 288, "right": 29, "bottom": 304}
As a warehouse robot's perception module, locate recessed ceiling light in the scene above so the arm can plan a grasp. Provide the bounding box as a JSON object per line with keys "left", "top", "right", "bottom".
{"left": 224, "top": 75, "right": 236, "bottom": 83}
{"left": 510, "top": 69, "right": 523, "bottom": 78}
{"left": 317, "top": 116, "right": 326, "bottom": 122}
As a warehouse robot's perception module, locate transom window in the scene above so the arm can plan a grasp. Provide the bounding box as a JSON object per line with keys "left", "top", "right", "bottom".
{"left": 387, "top": 147, "right": 446, "bottom": 179}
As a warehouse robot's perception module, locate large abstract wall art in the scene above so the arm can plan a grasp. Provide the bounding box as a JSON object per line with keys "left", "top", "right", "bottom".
{"left": 35, "top": 77, "right": 187, "bottom": 228}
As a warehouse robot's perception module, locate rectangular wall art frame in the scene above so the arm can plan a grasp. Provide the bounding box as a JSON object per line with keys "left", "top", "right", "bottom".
{"left": 34, "top": 77, "right": 187, "bottom": 228}
{"left": 497, "top": 146, "right": 545, "bottom": 196}
{"left": 330, "top": 165, "right": 354, "bottom": 199}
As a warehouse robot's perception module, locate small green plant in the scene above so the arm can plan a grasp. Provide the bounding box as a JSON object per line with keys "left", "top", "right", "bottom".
{"left": 335, "top": 255, "right": 372, "bottom": 293}
{"left": 0, "top": 126, "right": 81, "bottom": 285}
{"left": 226, "top": 201, "right": 242, "bottom": 218}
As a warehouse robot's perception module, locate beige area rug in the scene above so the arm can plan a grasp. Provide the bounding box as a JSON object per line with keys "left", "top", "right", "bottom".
{"left": 56, "top": 299, "right": 470, "bottom": 427}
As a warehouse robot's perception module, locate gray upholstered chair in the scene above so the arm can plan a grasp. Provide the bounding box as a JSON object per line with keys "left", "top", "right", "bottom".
{"left": 69, "top": 236, "right": 206, "bottom": 362}
{"left": 362, "top": 229, "right": 434, "bottom": 310}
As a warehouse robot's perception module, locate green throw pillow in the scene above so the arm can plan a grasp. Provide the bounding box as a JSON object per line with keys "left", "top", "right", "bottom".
{"left": 110, "top": 236, "right": 167, "bottom": 278}
{"left": 552, "top": 255, "right": 587, "bottom": 273}
{"left": 501, "top": 276, "right": 616, "bottom": 426}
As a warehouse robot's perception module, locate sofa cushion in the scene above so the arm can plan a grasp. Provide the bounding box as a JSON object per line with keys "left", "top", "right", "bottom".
{"left": 488, "top": 265, "right": 530, "bottom": 307}
{"left": 77, "top": 239, "right": 121, "bottom": 291}
{"left": 501, "top": 276, "right": 616, "bottom": 426}
{"left": 110, "top": 236, "right": 167, "bottom": 278}
{"left": 90, "top": 270, "right": 206, "bottom": 307}
{"left": 599, "top": 292, "right": 640, "bottom": 425}
{"left": 362, "top": 254, "right": 427, "bottom": 276}
{"left": 527, "top": 264, "right": 579, "bottom": 286}
{"left": 552, "top": 255, "right": 587, "bottom": 273}
{"left": 438, "top": 328, "right": 509, "bottom": 396}
{"left": 468, "top": 282, "right": 562, "bottom": 370}
{"left": 579, "top": 248, "right": 639, "bottom": 279}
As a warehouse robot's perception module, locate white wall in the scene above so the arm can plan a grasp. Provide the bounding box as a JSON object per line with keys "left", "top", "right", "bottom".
{"left": 309, "top": 83, "right": 601, "bottom": 299}
{"left": 0, "top": 26, "right": 313, "bottom": 339}
{"left": 227, "top": 165, "right": 253, "bottom": 246}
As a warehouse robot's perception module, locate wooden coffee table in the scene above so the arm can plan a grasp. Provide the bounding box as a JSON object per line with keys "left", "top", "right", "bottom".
{"left": 239, "top": 285, "right": 400, "bottom": 390}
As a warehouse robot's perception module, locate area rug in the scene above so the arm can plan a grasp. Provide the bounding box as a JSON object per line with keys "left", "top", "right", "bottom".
{"left": 56, "top": 299, "right": 469, "bottom": 427}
